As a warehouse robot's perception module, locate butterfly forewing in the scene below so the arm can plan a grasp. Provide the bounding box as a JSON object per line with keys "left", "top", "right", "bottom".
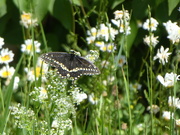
{"left": 40, "top": 52, "right": 100, "bottom": 79}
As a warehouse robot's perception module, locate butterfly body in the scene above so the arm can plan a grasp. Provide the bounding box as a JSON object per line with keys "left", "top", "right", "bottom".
{"left": 41, "top": 52, "right": 100, "bottom": 79}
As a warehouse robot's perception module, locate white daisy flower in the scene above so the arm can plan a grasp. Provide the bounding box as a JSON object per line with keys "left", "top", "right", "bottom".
{"left": 21, "top": 39, "right": 41, "bottom": 55}
{"left": 98, "top": 24, "right": 118, "bottom": 41}
{"left": 89, "top": 93, "right": 98, "bottom": 105}
{"left": 24, "top": 66, "right": 47, "bottom": 82}
{"left": 168, "top": 96, "right": 180, "bottom": 109}
{"left": 0, "top": 48, "right": 14, "bottom": 64}
{"left": 115, "top": 55, "right": 126, "bottom": 67}
{"left": 99, "top": 43, "right": 116, "bottom": 52}
{"left": 143, "top": 17, "right": 159, "bottom": 31}
{"left": 72, "top": 89, "right": 87, "bottom": 104}
{"left": 111, "top": 19, "right": 131, "bottom": 35}
{"left": 163, "top": 20, "right": 180, "bottom": 44}
{"left": 143, "top": 34, "right": 159, "bottom": 47}
{"left": 0, "top": 65, "right": 15, "bottom": 78}
{"left": 153, "top": 46, "right": 171, "bottom": 65}
{"left": 157, "top": 72, "right": 180, "bottom": 87}
{"left": 113, "top": 10, "right": 130, "bottom": 20}
{"left": 147, "top": 105, "right": 160, "bottom": 114}
{"left": 162, "top": 111, "right": 174, "bottom": 120}
{"left": 0, "top": 37, "right": 4, "bottom": 48}
{"left": 20, "top": 11, "right": 38, "bottom": 28}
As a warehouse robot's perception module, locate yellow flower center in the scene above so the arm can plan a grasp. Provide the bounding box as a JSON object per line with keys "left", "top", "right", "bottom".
{"left": 107, "top": 45, "right": 113, "bottom": 50}
{"left": 92, "top": 31, "right": 97, "bottom": 37}
{"left": 21, "top": 14, "right": 31, "bottom": 20}
{"left": 2, "top": 71, "right": 11, "bottom": 78}
{"left": 41, "top": 89, "right": 47, "bottom": 94}
{"left": 32, "top": 67, "right": 44, "bottom": 77}
{"left": 96, "top": 41, "right": 104, "bottom": 46}
{"left": 26, "top": 44, "right": 32, "bottom": 51}
{"left": 102, "top": 46, "right": 107, "bottom": 51}
{"left": 119, "top": 59, "right": 124, "bottom": 64}
{"left": 1, "top": 55, "right": 10, "bottom": 61}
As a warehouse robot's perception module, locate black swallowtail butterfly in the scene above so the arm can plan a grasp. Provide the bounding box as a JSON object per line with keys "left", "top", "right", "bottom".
{"left": 41, "top": 52, "right": 100, "bottom": 79}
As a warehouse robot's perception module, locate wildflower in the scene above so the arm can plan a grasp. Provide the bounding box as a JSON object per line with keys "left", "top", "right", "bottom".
{"left": 39, "top": 87, "right": 48, "bottom": 100}
{"left": 143, "top": 17, "right": 159, "bottom": 31}
{"left": 111, "top": 19, "right": 131, "bottom": 35}
{"left": 162, "top": 111, "right": 174, "bottom": 120}
{"left": 86, "top": 27, "right": 97, "bottom": 44}
{"left": 51, "top": 119, "right": 59, "bottom": 128}
{"left": 95, "top": 41, "right": 105, "bottom": 47}
{"left": 98, "top": 24, "right": 118, "bottom": 41}
{"left": 0, "top": 48, "right": 14, "bottom": 64}
{"left": 137, "top": 123, "right": 144, "bottom": 131}
{"left": 20, "top": 11, "right": 38, "bottom": 28}
{"left": 5, "top": 76, "right": 20, "bottom": 90}
{"left": 176, "top": 119, "right": 180, "bottom": 127}
{"left": 130, "top": 82, "right": 142, "bottom": 91}
{"left": 101, "top": 60, "right": 110, "bottom": 68}
{"left": 85, "top": 50, "right": 99, "bottom": 63}
{"left": 71, "top": 88, "right": 87, "bottom": 104}
{"left": 89, "top": 93, "right": 98, "bottom": 104}
{"left": 121, "top": 123, "right": 127, "bottom": 130}
{"left": 143, "top": 34, "right": 159, "bottom": 47}
{"left": 21, "top": 39, "right": 41, "bottom": 55}
{"left": 163, "top": 20, "right": 180, "bottom": 44}
{"left": 115, "top": 55, "right": 126, "bottom": 67}
{"left": 9, "top": 103, "right": 36, "bottom": 129}
{"left": 147, "top": 105, "right": 160, "bottom": 114}
{"left": 113, "top": 10, "right": 130, "bottom": 20}
{"left": 99, "top": 43, "right": 116, "bottom": 52}
{"left": 168, "top": 96, "right": 180, "bottom": 109}
{"left": 51, "top": 118, "right": 72, "bottom": 133}
{"left": 0, "top": 37, "right": 4, "bottom": 48}
{"left": 103, "top": 76, "right": 115, "bottom": 86}
{"left": 153, "top": 46, "right": 171, "bottom": 65}
{"left": 24, "top": 66, "right": 47, "bottom": 82}
{"left": 157, "top": 72, "right": 180, "bottom": 87}
{"left": 0, "top": 65, "right": 15, "bottom": 78}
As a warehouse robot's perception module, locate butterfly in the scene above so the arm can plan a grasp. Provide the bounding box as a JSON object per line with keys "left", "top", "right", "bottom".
{"left": 40, "top": 52, "right": 100, "bottom": 79}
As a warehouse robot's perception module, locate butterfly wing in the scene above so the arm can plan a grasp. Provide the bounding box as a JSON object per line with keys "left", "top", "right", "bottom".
{"left": 68, "top": 55, "right": 100, "bottom": 78}
{"left": 41, "top": 52, "right": 100, "bottom": 79}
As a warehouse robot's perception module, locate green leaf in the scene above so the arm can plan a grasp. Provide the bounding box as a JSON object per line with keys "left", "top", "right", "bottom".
{"left": 111, "top": 0, "right": 125, "bottom": 9}
{"left": 13, "top": 0, "right": 29, "bottom": 11}
{"left": 13, "top": 0, "right": 50, "bottom": 21}
{"left": 126, "top": 20, "right": 138, "bottom": 57}
{"left": 32, "top": 0, "right": 50, "bottom": 21}
{"left": 48, "top": 0, "right": 73, "bottom": 31}
{"left": 0, "top": 0, "right": 7, "bottom": 17}
{"left": 168, "top": 0, "right": 179, "bottom": 16}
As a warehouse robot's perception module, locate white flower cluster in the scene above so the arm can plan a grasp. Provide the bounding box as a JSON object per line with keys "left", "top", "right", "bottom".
{"left": 168, "top": 96, "right": 180, "bottom": 109}
{"left": 0, "top": 37, "right": 19, "bottom": 90}
{"left": 9, "top": 103, "right": 36, "bottom": 129}
{"left": 111, "top": 10, "right": 131, "bottom": 35}
{"left": 86, "top": 9, "right": 131, "bottom": 53}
